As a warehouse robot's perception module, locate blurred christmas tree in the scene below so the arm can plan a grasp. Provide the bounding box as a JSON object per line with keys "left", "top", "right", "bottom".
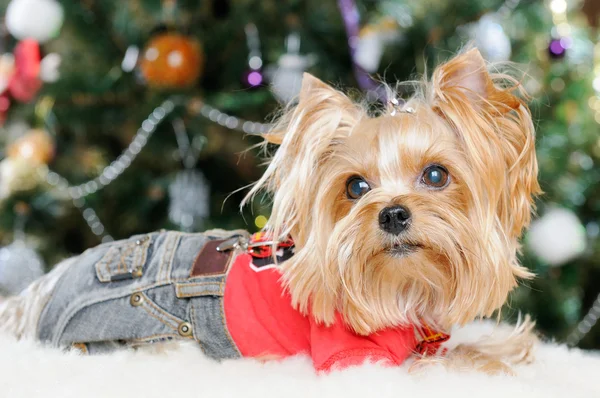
{"left": 0, "top": 0, "right": 598, "bottom": 348}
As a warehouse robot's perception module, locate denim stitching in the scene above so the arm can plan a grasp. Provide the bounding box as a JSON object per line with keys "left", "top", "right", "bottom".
{"left": 161, "top": 234, "right": 181, "bottom": 282}
{"left": 52, "top": 269, "right": 230, "bottom": 346}
{"left": 157, "top": 233, "right": 178, "bottom": 282}
{"left": 95, "top": 237, "right": 151, "bottom": 282}
{"left": 119, "top": 245, "right": 134, "bottom": 273}
{"left": 192, "top": 271, "right": 226, "bottom": 277}
{"left": 138, "top": 291, "right": 183, "bottom": 328}
{"left": 132, "top": 242, "right": 140, "bottom": 273}
{"left": 175, "top": 282, "right": 223, "bottom": 298}
{"left": 156, "top": 235, "right": 165, "bottom": 281}
{"left": 137, "top": 237, "right": 150, "bottom": 276}
{"left": 157, "top": 234, "right": 171, "bottom": 282}
{"left": 164, "top": 233, "right": 181, "bottom": 283}
{"left": 103, "top": 249, "right": 115, "bottom": 279}
{"left": 129, "top": 333, "right": 180, "bottom": 343}
{"left": 189, "top": 304, "right": 207, "bottom": 355}
{"left": 218, "top": 295, "right": 241, "bottom": 356}
{"left": 173, "top": 275, "right": 227, "bottom": 283}
{"left": 95, "top": 248, "right": 118, "bottom": 282}
{"left": 176, "top": 289, "right": 220, "bottom": 298}
{"left": 48, "top": 235, "right": 235, "bottom": 346}
{"left": 50, "top": 279, "right": 173, "bottom": 346}
{"left": 138, "top": 300, "right": 178, "bottom": 330}
{"left": 177, "top": 282, "right": 218, "bottom": 288}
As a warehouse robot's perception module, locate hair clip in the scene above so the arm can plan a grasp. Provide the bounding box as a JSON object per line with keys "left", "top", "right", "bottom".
{"left": 389, "top": 97, "right": 401, "bottom": 116}
{"left": 389, "top": 97, "right": 415, "bottom": 116}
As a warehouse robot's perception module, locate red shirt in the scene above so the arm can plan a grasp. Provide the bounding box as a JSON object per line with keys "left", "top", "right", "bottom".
{"left": 223, "top": 252, "right": 417, "bottom": 372}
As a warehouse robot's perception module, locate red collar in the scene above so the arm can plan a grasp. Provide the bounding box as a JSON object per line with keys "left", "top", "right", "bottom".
{"left": 415, "top": 323, "right": 450, "bottom": 356}
{"left": 247, "top": 232, "right": 294, "bottom": 259}
{"left": 244, "top": 232, "right": 296, "bottom": 269}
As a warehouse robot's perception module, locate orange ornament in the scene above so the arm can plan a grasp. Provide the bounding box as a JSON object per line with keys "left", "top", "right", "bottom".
{"left": 140, "top": 33, "right": 203, "bottom": 88}
{"left": 7, "top": 129, "right": 55, "bottom": 165}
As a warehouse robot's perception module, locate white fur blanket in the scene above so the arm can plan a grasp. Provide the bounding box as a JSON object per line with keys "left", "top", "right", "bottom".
{"left": 1, "top": 322, "right": 599, "bottom": 398}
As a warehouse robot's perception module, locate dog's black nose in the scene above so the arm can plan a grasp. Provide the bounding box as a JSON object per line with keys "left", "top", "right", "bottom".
{"left": 378, "top": 205, "right": 411, "bottom": 235}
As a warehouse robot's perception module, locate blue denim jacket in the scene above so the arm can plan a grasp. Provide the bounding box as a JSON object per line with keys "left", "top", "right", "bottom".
{"left": 36, "top": 229, "right": 247, "bottom": 358}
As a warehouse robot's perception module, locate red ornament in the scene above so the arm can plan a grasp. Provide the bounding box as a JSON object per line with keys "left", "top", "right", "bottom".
{"left": 8, "top": 39, "right": 42, "bottom": 102}
{"left": 0, "top": 93, "right": 11, "bottom": 125}
{"left": 0, "top": 40, "right": 44, "bottom": 125}
{"left": 140, "top": 33, "right": 203, "bottom": 88}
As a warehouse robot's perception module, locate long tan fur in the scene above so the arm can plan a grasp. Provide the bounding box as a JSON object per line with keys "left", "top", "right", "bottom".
{"left": 244, "top": 47, "right": 541, "bottom": 371}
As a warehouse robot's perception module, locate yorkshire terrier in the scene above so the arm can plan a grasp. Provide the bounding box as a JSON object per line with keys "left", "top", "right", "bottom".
{"left": 0, "top": 48, "right": 540, "bottom": 373}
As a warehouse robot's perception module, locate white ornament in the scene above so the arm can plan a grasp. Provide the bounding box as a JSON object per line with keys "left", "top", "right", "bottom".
{"left": 121, "top": 46, "right": 140, "bottom": 72}
{"left": 354, "top": 24, "right": 400, "bottom": 73}
{"left": 40, "top": 53, "right": 61, "bottom": 83}
{"left": 0, "top": 54, "right": 15, "bottom": 93}
{"left": 267, "top": 33, "right": 316, "bottom": 104}
{"left": 6, "top": 0, "right": 64, "bottom": 43}
{"left": 527, "top": 207, "right": 586, "bottom": 267}
{"left": 0, "top": 241, "right": 44, "bottom": 296}
{"left": 355, "top": 33, "right": 384, "bottom": 73}
{"left": 168, "top": 169, "right": 210, "bottom": 232}
{"left": 470, "top": 14, "right": 511, "bottom": 62}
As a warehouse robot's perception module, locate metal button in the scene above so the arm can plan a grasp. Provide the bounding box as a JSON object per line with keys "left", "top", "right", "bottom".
{"left": 131, "top": 267, "right": 143, "bottom": 278}
{"left": 135, "top": 236, "right": 149, "bottom": 245}
{"left": 130, "top": 292, "right": 144, "bottom": 307}
{"left": 178, "top": 321, "right": 193, "bottom": 337}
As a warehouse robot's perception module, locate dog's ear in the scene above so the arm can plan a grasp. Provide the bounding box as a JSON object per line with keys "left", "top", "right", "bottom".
{"left": 255, "top": 72, "right": 361, "bottom": 234}
{"left": 262, "top": 73, "right": 359, "bottom": 145}
{"left": 246, "top": 73, "right": 362, "bottom": 240}
{"left": 431, "top": 48, "right": 521, "bottom": 113}
{"left": 431, "top": 48, "right": 541, "bottom": 240}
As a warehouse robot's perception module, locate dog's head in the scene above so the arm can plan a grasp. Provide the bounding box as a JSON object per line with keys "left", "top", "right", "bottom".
{"left": 246, "top": 48, "right": 540, "bottom": 334}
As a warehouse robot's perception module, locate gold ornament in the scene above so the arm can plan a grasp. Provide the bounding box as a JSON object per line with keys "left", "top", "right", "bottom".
{"left": 7, "top": 129, "right": 55, "bottom": 165}
{"left": 0, "top": 157, "right": 46, "bottom": 199}
{"left": 75, "top": 147, "right": 107, "bottom": 177}
{"left": 140, "top": 33, "right": 203, "bottom": 88}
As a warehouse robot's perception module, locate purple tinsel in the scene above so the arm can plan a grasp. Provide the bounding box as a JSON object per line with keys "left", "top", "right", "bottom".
{"left": 337, "top": 0, "right": 385, "bottom": 99}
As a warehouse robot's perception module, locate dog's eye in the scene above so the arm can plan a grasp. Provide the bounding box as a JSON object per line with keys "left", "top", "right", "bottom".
{"left": 346, "top": 176, "right": 371, "bottom": 199}
{"left": 421, "top": 165, "right": 450, "bottom": 188}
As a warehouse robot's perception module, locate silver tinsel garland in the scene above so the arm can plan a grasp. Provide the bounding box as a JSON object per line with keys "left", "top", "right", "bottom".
{"left": 168, "top": 169, "right": 210, "bottom": 232}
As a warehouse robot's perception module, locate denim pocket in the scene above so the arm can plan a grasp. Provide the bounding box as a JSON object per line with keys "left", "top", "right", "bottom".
{"left": 129, "top": 290, "right": 188, "bottom": 333}
{"left": 57, "top": 285, "right": 193, "bottom": 348}
{"left": 95, "top": 235, "right": 152, "bottom": 282}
